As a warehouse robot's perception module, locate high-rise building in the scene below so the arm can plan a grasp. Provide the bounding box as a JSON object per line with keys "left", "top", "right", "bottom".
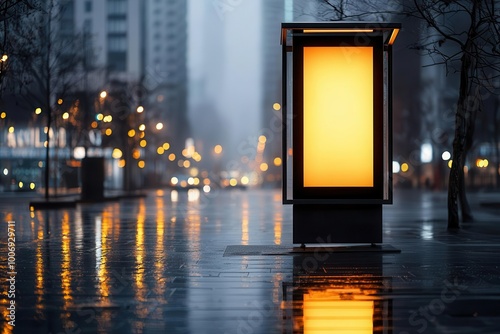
{"left": 261, "top": 0, "right": 285, "bottom": 186}
{"left": 71, "top": 0, "right": 189, "bottom": 139}
{"left": 187, "top": 0, "right": 227, "bottom": 171}
{"left": 260, "top": 0, "right": 318, "bottom": 186}
{"left": 144, "top": 0, "right": 189, "bottom": 151}
{"left": 70, "top": 0, "right": 190, "bottom": 151}
{"left": 72, "top": 0, "right": 143, "bottom": 83}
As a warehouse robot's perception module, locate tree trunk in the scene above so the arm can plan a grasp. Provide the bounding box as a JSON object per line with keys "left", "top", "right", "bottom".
{"left": 458, "top": 152, "right": 474, "bottom": 222}
{"left": 460, "top": 89, "right": 478, "bottom": 222}
{"left": 44, "top": 111, "right": 51, "bottom": 199}
{"left": 43, "top": 2, "right": 52, "bottom": 200}
{"left": 495, "top": 95, "right": 500, "bottom": 189}
{"left": 448, "top": 94, "right": 475, "bottom": 227}
{"left": 447, "top": 124, "right": 463, "bottom": 228}
{"left": 448, "top": 39, "right": 477, "bottom": 228}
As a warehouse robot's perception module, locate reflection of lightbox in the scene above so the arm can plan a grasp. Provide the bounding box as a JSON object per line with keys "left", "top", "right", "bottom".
{"left": 281, "top": 22, "right": 401, "bottom": 244}
{"left": 304, "top": 291, "right": 374, "bottom": 334}
{"left": 282, "top": 254, "right": 394, "bottom": 334}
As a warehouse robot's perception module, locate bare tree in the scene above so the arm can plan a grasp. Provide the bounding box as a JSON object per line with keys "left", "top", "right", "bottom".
{"left": 6, "top": 0, "right": 84, "bottom": 198}
{"left": 302, "top": 0, "right": 399, "bottom": 21}
{"left": 401, "top": 0, "right": 500, "bottom": 228}
{"left": 311, "top": 0, "right": 500, "bottom": 228}
{"left": 0, "top": 0, "right": 38, "bottom": 89}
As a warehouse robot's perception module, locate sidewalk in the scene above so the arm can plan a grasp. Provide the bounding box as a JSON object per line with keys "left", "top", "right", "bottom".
{"left": 1, "top": 188, "right": 500, "bottom": 333}
{"left": 19, "top": 188, "right": 148, "bottom": 209}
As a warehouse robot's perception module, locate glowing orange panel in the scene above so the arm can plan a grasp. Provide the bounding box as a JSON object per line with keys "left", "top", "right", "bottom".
{"left": 388, "top": 28, "right": 400, "bottom": 45}
{"left": 303, "top": 46, "right": 374, "bottom": 187}
{"left": 304, "top": 29, "right": 374, "bottom": 33}
{"left": 303, "top": 292, "right": 374, "bottom": 334}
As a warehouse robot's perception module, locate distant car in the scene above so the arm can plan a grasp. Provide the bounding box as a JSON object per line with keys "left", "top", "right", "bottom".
{"left": 168, "top": 174, "right": 202, "bottom": 190}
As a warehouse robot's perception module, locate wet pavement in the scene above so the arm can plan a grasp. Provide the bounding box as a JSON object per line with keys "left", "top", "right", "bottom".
{"left": 1, "top": 188, "right": 500, "bottom": 333}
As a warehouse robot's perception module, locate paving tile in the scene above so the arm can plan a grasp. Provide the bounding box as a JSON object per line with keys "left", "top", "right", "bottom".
{"left": 1, "top": 189, "right": 500, "bottom": 333}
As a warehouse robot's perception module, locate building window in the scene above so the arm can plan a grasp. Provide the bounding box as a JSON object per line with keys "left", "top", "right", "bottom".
{"left": 108, "top": 34, "right": 127, "bottom": 51}
{"left": 108, "top": 51, "right": 127, "bottom": 72}
{"left": 107, "top": 18, "right": 127, "bottom": 33}
{"left": 85, "top": 0, "right": 92, "bottom": 12}
{"left": 83, "top": 19, "right": 92, "bottom": 34}
{"left": 107, "top": 0, "right": 127, "bottom": 15}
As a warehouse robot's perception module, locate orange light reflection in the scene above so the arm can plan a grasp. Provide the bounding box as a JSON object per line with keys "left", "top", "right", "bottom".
{"left": 97, "top": 208, "right": 112, "bottom": 298}
{"left": 35, "top": 222, "right": 44, "bottom": 317}
{"left": 303, "top": 290, "right": 374, "bottom": 334}
{"left": 274, "top": 210, "right": 282, "bottom": 245}
{"left": 241, "top": 200, "right": 249, "bottom": 245}
{"left": 152, "top": 197, "right": 167, "bottom": 322}
{"left": 134, "top": 199, "right": 148, "bottom": 326}
{"left": 60, "top": 212, "right": 73, "bottom": 324}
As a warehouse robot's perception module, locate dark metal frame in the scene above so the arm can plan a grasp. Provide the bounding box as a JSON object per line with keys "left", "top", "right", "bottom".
{"left": 281, "top": 22, "right": 401, "bottom": 205}
{"left": 293, "top": 34, "right": 384, "bottom": 201}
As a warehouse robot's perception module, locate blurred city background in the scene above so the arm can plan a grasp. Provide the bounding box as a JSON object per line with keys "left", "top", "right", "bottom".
{"left": 0, "top": 0, "right": 499, "bottom": 197}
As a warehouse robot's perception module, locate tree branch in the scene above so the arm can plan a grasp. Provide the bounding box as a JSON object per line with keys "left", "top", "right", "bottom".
{"left": 413, "top": 0, "right": 466, "bottom": 49}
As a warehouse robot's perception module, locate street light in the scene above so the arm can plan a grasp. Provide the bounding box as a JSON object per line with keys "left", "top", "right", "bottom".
{"left": 0, "top": 54, "right": 7, "bottom": 74}
{"left": 112, "top": 148, "right": 123, "bottom": 159}
{"left": 281, "top": 22, "right": 400, "bottom": 245}
{"left": 214, "top": 145, "right": 223, "bottom": 155}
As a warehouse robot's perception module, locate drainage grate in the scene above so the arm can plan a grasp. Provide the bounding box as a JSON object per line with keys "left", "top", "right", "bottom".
{"left": 223, "top": 245, "right": 292, "bottom": 256}
{"left": 223, "top": 244, "right": 401, "bottom": 256}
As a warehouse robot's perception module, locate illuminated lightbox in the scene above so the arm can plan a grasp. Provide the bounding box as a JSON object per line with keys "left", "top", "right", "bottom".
{"left": 281, "top": 22, "right": 400, "bottom": 244}
{"left": 303, "top": 46, "right": 375, "bottom": 188}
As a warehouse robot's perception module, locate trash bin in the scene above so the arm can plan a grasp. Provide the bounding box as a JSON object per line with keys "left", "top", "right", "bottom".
{"left": 81, "top": 157, "right": 104, "bottom": 200}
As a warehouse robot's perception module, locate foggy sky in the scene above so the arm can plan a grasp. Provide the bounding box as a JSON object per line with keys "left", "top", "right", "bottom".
{"left": 188, "top": 0, "right": 262, "bottom": 168}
